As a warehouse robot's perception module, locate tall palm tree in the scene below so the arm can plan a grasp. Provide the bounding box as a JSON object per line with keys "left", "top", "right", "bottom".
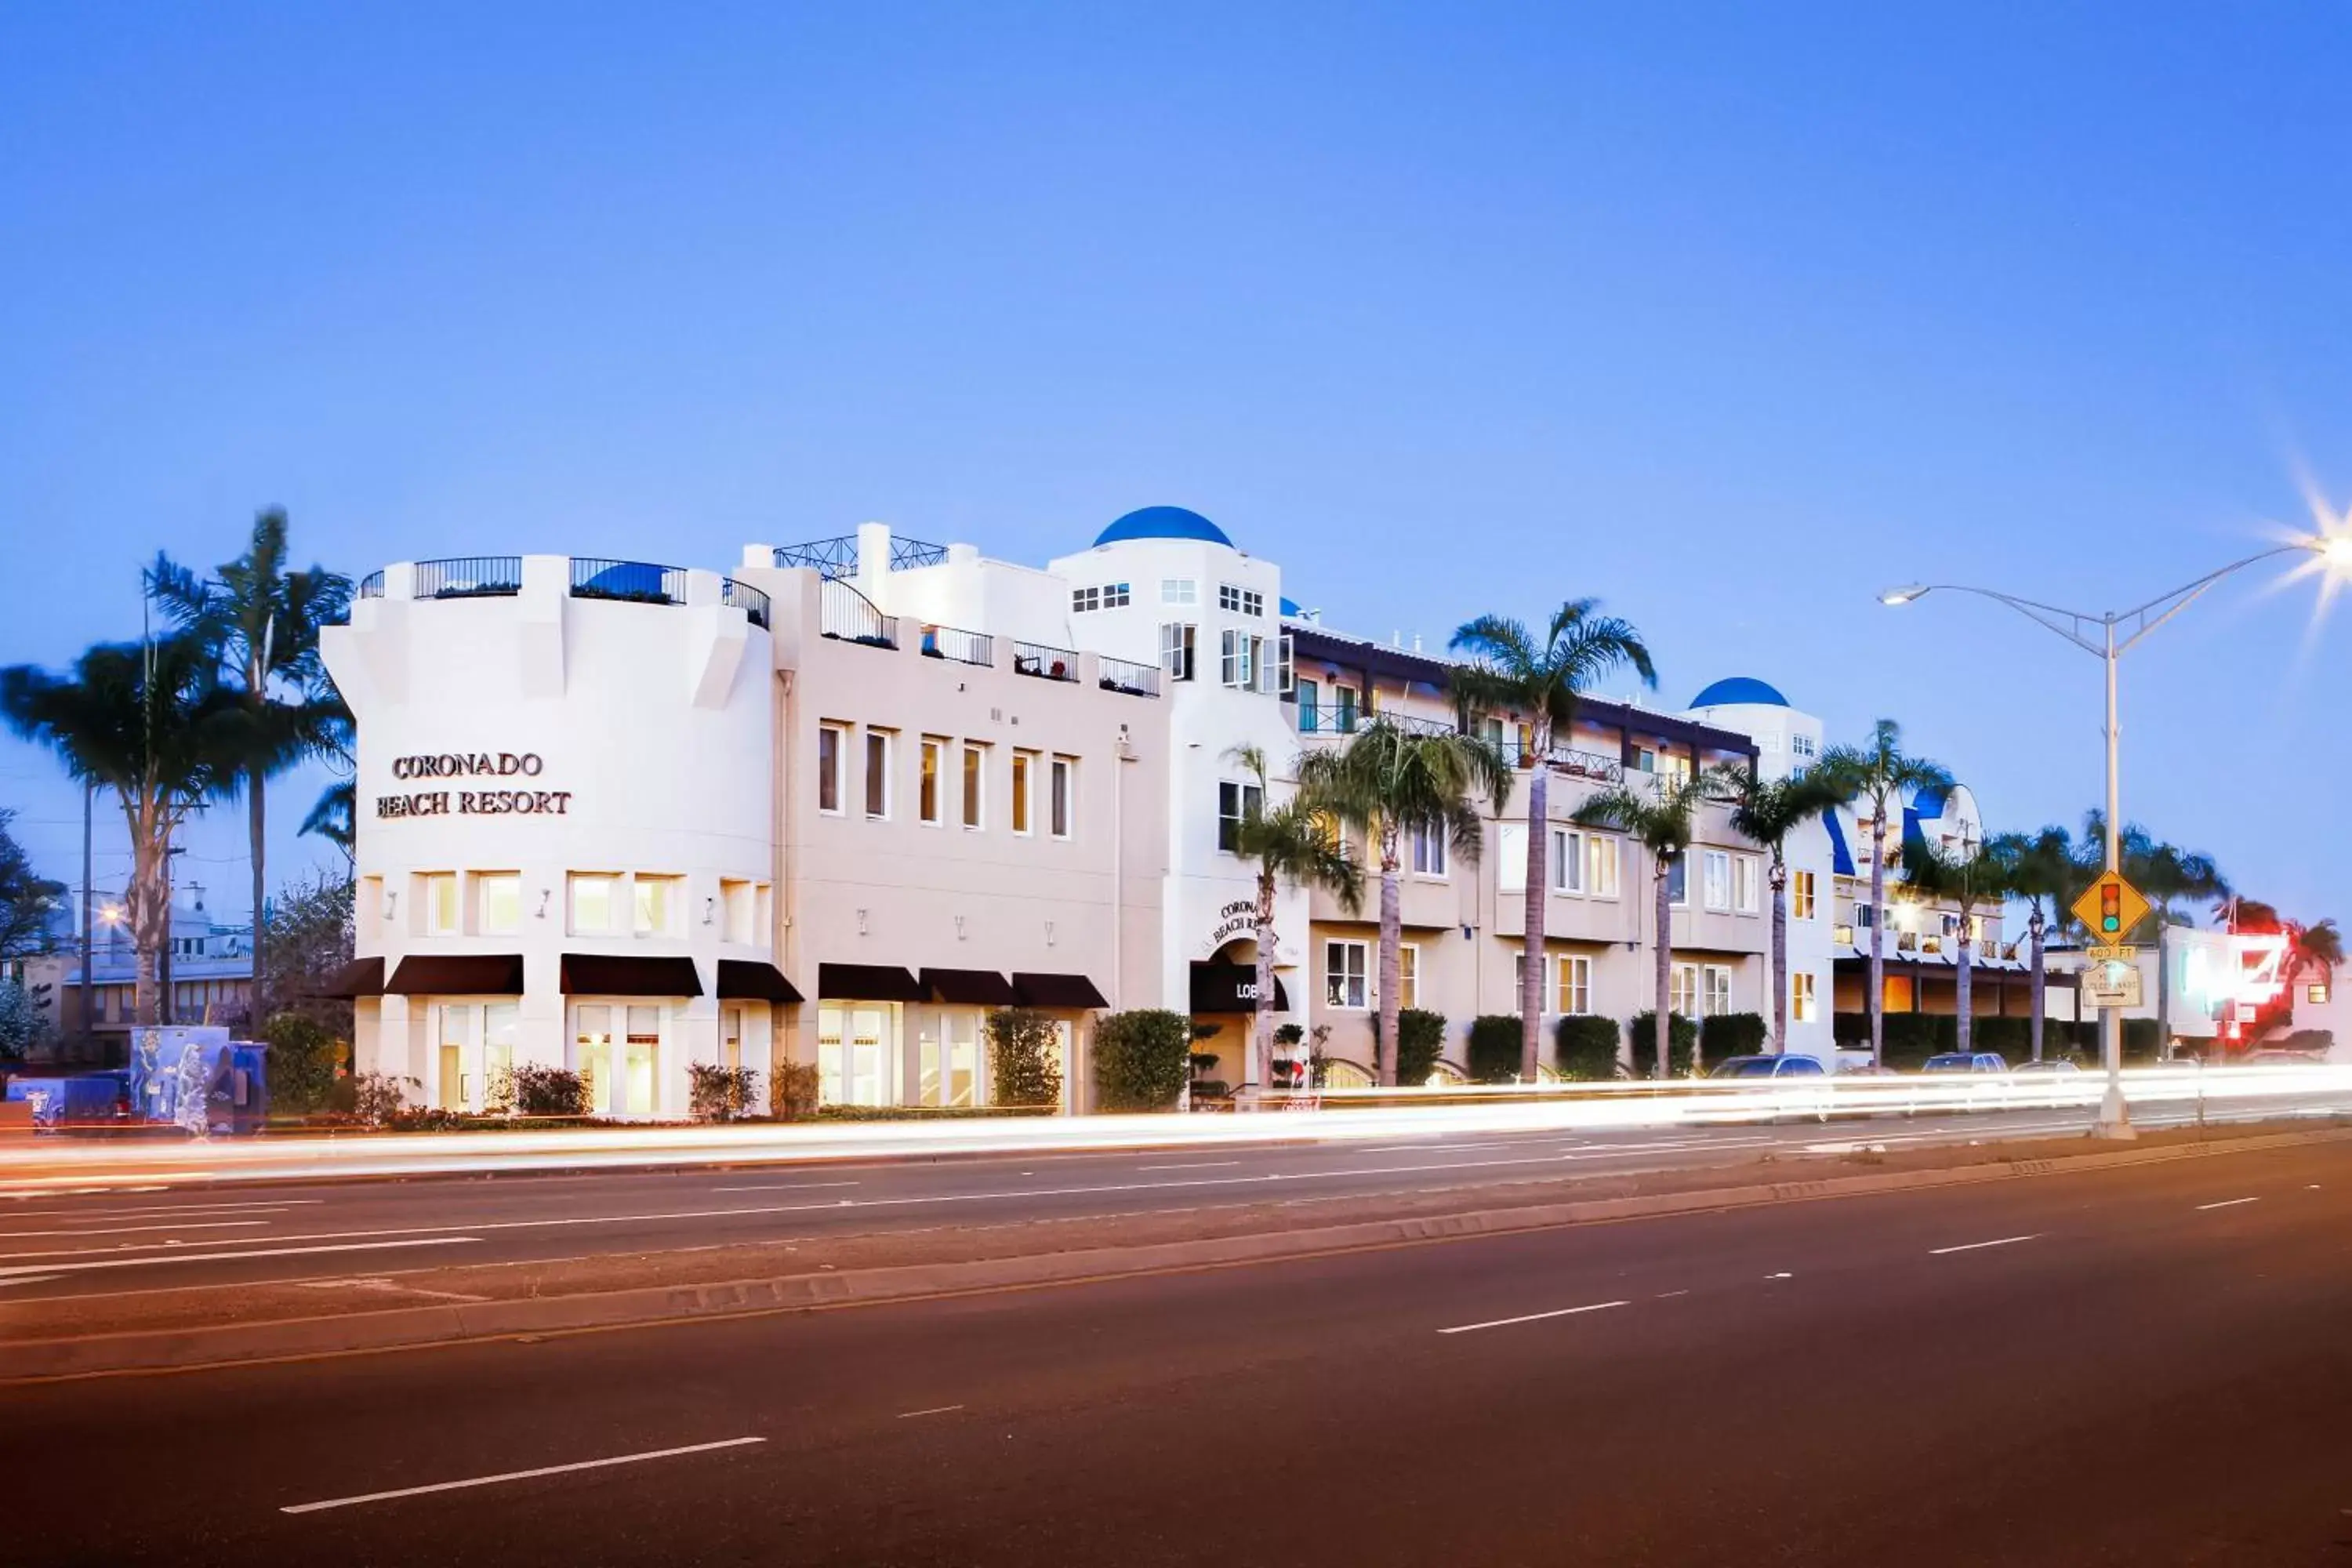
{"left": 1225, "top": 746, "right": 1363, "bottom": 1100}
{"left": 1899, "top": 837, "right": 2002, "bottom": 1055}
{"left": 149, "top": 510, "right": 352, "bottom": 1007}
{"left": 2134, "top": 838, "right": 2228, "bottom": 1061}
{"left": 1816, "top": 720, "right": 1953, "bottom": 1068}
{"left": 2, "top": 637, "right": 250, "bottom": 1024}
{"left": 1716, "top": 761, "right": 1842, "bottom": 1054}
{"left": 1450, "top": 601, "right": 1655, "bottom": 1079}
{"left": 1297, "top": 718, "right": 1512, "bottom": 1085}
{"left": 1572, "top": 774, "right": 1708, "bottom": 1079}
{"left": 1987, "top": 826, "right": 2078, "bottom": 1062}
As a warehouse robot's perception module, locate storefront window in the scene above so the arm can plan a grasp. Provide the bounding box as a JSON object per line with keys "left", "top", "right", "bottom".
{"left": 576, "top": 1004, "right": 614, "bottom": 1115}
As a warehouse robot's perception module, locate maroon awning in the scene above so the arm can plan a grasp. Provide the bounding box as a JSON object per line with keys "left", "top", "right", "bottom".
{"left": 922, "top": 968, "right": 1018, "bottom": 1006}
{"left": 316, "top": 956, "right": 386, "bottom": 998}
{"left": 560, "top": 954, "right": 703, "bottom": 997}
{"left": 1012, "top": 972, "right": 1109, "bottom": 1009}
{"left": 385, "top": 954, "right": 525, "bottom": 996}
{"left": 716, "top": 959, "right": 803, "bottom": 1004}
{"left": 816, "top": 964, "right": 926, "bottom": 1002}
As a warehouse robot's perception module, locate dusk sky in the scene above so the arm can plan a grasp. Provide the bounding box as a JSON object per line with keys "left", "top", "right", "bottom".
{"left": 5, "top": 3, "right": 2350, "bottom": 925}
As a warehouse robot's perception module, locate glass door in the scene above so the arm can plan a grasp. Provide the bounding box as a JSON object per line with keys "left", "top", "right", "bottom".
{"left": 622, "top": 1005, "right": 659, "bottom": 1117}
{"left": 576, "top": 1004, "right": 614, "bottom": 1116}
{"left": 437, "top": 1004, "right": 471, "bottom": 1111}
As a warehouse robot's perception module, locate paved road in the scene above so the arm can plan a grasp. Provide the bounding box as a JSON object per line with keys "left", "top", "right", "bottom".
{"left": 2, "top": 1098, "right": 2331, "bottom": 1303}
{"left": 9, "top": 1136, "right": 2350, "bottom": 1565}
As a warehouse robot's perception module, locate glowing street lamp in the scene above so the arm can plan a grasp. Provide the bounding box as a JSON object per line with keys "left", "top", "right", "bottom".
{"left": 1882, "top": 528, "right": 2352, "bottom": 1138}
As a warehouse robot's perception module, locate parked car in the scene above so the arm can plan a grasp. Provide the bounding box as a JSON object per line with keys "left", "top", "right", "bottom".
{"left": 1922, "top": 1052, "right": 2010, "bottom": 1073}
{"left": 2011, "top": 1060, "right": 2083, "bottom": 1073}
{"left": 1704, "top": 1054, "right": 1830, "bottom": 1123}
{"left": 2007, "top": 1057, "right": 2088, "bottom": 1108}
{"left": 1910, "top": 1051, "right": 2013, "bottom": 1116}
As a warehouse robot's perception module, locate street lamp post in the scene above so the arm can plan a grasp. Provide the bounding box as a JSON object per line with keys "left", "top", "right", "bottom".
{"left": 1881, "top": 535, "right": 2352, "bottom": 1139}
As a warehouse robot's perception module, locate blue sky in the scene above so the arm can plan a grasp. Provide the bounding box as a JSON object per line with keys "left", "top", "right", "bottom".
{"left": 5, "top": 2, "right": 2350, "bottom": 924}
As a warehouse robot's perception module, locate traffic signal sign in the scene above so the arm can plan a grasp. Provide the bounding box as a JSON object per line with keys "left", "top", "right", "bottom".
{"left": 2070, "top": 871, "right": 2151, "bottom": 944}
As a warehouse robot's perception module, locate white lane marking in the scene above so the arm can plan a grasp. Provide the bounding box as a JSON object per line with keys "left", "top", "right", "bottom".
{"left": 0, "top": 1219, "right": 271, "bottom": 1240}
{"left": 1765, "top": 1272, "right": 1793, "bottom": 1280}
{"left": 2196, "top": 1196, "right": 2260, "bottom": 1211}
{"left": 895, "top": 1404, "right": 964, "bottom": 1419}
{"left": 280, "top": 1436, "right": 766, "bottom": 1514}
{"left": 1654, "top": 1289, "right": 1690, "bottom": 1298}
{"left": 0, "top": 1274, "right": 65, "bottom": 1290}
{"left": 707, "top": 1182, "right": 861, "bottom": 1194}
{"left": 0, "top": 1200, "right": 313, "bottom": 1220}
{"left": 0, "top": 1237, "right": 481, "bottom": 1281}
{"left": 1136, "top": 1161, "right": 1242, "bottom": 1171}
{"left": 1438, "top": 1300, "right": 1628, "bottom": 1336}
{"left": 1929, "top": 1234, "right": 2038, "bottom": 1256}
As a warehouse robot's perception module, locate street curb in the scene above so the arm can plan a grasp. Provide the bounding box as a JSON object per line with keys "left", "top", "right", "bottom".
{"left": 9, "top": 1124, "right": 2347, "bottom": 1383}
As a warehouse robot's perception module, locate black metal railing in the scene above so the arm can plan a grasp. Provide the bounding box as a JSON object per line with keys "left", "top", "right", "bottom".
{"left": 416, "top": 556, "right": 523, "bottom": 600}
{"left": 915, "top": 623, "right": 991, "bottom": 666}
{"left": 775, "top": 534, "right": 949, "bottom": 579}
{"left": 722, "top": 578, "right": 771, "bottom": 630}
{"left": 1097, "top": 655, "right": 1160, "bottom": 697}
{"left": 819, "top": 578, "right": 897, "bottom": 648}
{"left": 1013, "top": 640, "right": 1079, "bottom": 682}
{"left": 357, "top": 570, "right": 385, "bottom": 601}
{"left": 569, "top": 557, "right": 686, "bottom": 607}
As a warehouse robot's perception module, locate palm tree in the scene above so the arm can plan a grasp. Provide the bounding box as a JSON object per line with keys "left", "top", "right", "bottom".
{"left": 1899, "top": 837, "right": 2002, "bottom": 1055}
{"left": 2134, "top": 837, "right": 2228, "bottom": 1060}
{"left": 1572, "top": 774, "right": 1708, "bottom": 1079}
{"left": 2, "top": 637, "right": 249, "bottom": 1025}
{"left": 2282, "top": 916, "right": 2343, "bottom": 1007}
{"left": 1297, "top": 718, "right": 1512, "bottom": 1084}
{"left": 148, "top": 510, "right": 352, "bottom": 1007}
{"left": 1987, "top": 826, "right": 2078, "bottom": 1062}
{"left": 1816, "top": 720, "right": 1953, "bottom": 1068}
{"left": 1716, "top": 761, "right": 1842, "bottom": 1054}
{"left": 1449, "top": 601, "right": 1655, "bottom": 1078}
{"left": 1224, "top": 746, "right": 1363, "bottom": 1100}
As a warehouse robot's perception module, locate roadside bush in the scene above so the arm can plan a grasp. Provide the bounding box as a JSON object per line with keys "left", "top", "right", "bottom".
{"left": 1371, "top": 1007, "right": 1448, "bottom": 1085}
{"left": 771, "top": 1060, "right": 820, "bottom": 1121}
{"left": 1699, "top": 1012, "right": 1766, "bottom": 1063}
{"left": 1553, "top": 1014, "right": 1623, "bottom": 1080}
{"left": 1093, "top": 1009, "right": 1192, "bottom": 1111}
{"left": 1465, "top": 1014, "right": 1524, "bottom": 1083}
{"left": 688, "top": 1063, "right": 760, "bottom": 1123}
{"left": 988, "top": 1008, "right": 1064, "bottom": 1109}
{"left": 259, "top": 1011, "right": 343, "bottom": 1113}
{"left": 2122, "top": 1017, "right": 2162, "bottom": 1064}
{"left": 348, "top": 1072, "right": 412, "bottom": 1127}
{"left": 1972, "top": 1016, "right": 2031, "bottom": 1061}
{"left": 511, "top": 1063, "right": 588, "bottom": 1117}
{"left": 1627, "top": 1011, "right": 1699, "bottom": 1076}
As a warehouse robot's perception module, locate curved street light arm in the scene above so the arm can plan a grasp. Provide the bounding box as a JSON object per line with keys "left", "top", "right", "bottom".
{"left": 1896, "top": 584, "right": 2107, "bottom": 656}
{"left": 2109, "top": 543, "right": 2314, "bottom": 655}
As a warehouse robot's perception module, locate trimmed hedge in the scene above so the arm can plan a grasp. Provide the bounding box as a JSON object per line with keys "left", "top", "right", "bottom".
{"left": 988, "top": 1008, "right": 1065, "bottom": 1108}
{"left": 1093, "top": 1009, "right": 1193, "bottom": 1111}
{"left": 1628, "top": 1011, "right": 1698, "bottom": 1076}
{"left": 1465, "top": 1014, "right": 1524, "bottom": 1083}
{"left": 1553, "top": 1014, "right": 1623, "bottom": 1080}
{"left": 1699, "top": 1012, "right": 1766, "bottom": 1062}
{"left": 1372, "top": 1008, "right": 1448, "bottom": 1085}
{"left": 1829, "top": 1011, "right": 2108, "bottom": 1067}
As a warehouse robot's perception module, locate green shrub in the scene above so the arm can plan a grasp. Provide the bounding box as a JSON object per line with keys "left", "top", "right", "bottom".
{"left": 988, "top": 1008, "right": 1064, "bottom": 1108}
{"left": 259, "top": 1011, "right": 343, "bottom": 1113}
{"left": 1699, "top": 1012, "right": 1766, "bottom": 1062}
{"left": 349, "top": 1072, "right": 412, "bottom": 1127}
{"left": 2122, "top": 1017, "right": 2162, "bottom": 1064}
{"left": 1627, "top": 1011, "right": 1698, "bottom": 1076}
{"left": 1832, "top": 1011, "right": 1870, "bottom": 1045}
{"left": 1373, "top": 1007, "right": 1448, "bottom": 1084}
{"left": 771, "top": 1060, "right": 820, "bottom": 1120}
{"left": 1093, "top": 1009, "right": 1193, "bottom": 1111}
{"left": 1465, "top": 1014, "right": 1524, "bottom": 1083}
{"left": 688, "top": 1063, "right": 760, "bottom": 1122}
{"left": 1972, "top": 1016, "right": 2031, "bottom": 1060}
{"left": 1553, "top": 1014, "right": 1623, "bottom": 1080}
{"left": 511, "top": 1063, "right": 588, "bottom": 1117}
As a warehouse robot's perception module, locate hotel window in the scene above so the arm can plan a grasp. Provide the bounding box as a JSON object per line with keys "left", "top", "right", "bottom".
{"left": 865, "top": 729, "right": 893, "bottom": 819}
{"left": 477, "top": 873, "right": 521, "bottom": 935}
{"left": 1297, "top": 678, "right": 1319, "bottom": 731}
{"left": 960, "top": 742, "right": 985, "bottom": 829}
{"left": 483, "top": 1003, "right": 518, "bottom": 1108}
{"left": 633, "top": 875, "right": 681, "bottom": 937}
{"left": 1220, "top": 629, "right": 1264, "bottom": 689}
{"left": 1666, "top": 855, "right": 1689, "bottom": 907}
{"left": 1277, "top": 633, "right": 1294, "bottom": 695}
{"left": 1791, "top": 869, "right": 1817, "bottom": 921}
{"left": 1791, "top": 971, "right": 1818, "bottom": 1024}
{"left": 1671, "top": 964, "right": 1697, "bottom": 1018}
{"left": 1396, "top": 943, "right": 1419, "bottom": 1009}
{"left": 1702, "top": 850, "right": 1731, "bottom": 911}
{"left": 2311, "top": 983, "right": 2332, "bottom": 1004}
{"left": 1160, "top": 622, "right": 1197, "bottom": 682}
{"left": 1218, "top": 780, "right": 1262, "bottom": 853}
{"left": 720, "top": 879, "right": 755, "bottom": 945}
{"left": 1325, "top": 940, "right": 1368, "bottom": 1009}
{"left": 420, "top": 873, "right": 459, "bottom": 935}
{"left": 1496, "top": 822, "right": 1528, "bottom": 893}
{"left": 817, "top": 725, "right": 844, "bottom": 815}
{"left": 723, "top": 1007, "right": 744, "bottom": 1073}
{"left": 1218, "top": 583, "right": 1264, "bottom": 616}
{"left": 1162, "top": 578, "right": 1197, "bottom": 605}
{"left": 1704, "top": 965, "right": 1732, "bottom": 1018}
{"left": 1334, "top": 685, "right": 1358, "bottom": 733}
{"left": 918, "top": 739, "right": 944, "bottom": 826}
{"left": 1072, "top": 583, "right": 1129, "bottom": 612}
{"left": 1051, "top": 756, "right": 1074, "bottom": 839}
{"left": 1011, "top": 752, "right": 1033, "bottom": 834}
{"left": 1853, "top": 902, "right": 1875, "bottom": 928}
{"left": 1550, "top": 829, "right": 1582, "bottom": 894}
{"left": 569, "top": 873, "right": 618, "bottom": 936}
{"left": 1587, "top": 834, "right": 1621, "bottom": 898}
{"left": 1410, "top": 822, "right": 1449, "bottom": 877}
{"left": 1791, "top": 734, "right": 1818, "bottom": 759}
{"left": 1734, "top": 856, "right": 1759, "bottom": 914}
{"left": 1556, "top": 954, "right": 1592, "bottom": 1016}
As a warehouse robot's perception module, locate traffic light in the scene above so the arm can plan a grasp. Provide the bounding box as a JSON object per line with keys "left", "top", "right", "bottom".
{"left": 2099, "top": 880, "right": 2122, "bottom": 936}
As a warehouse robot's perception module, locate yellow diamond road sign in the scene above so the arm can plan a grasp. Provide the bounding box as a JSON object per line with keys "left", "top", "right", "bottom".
{"left": 2071, "top": 871, "right": 2151, "bottom": 944}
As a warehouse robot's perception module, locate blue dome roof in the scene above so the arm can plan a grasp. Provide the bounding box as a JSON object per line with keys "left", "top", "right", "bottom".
{"left": 1690, "top": 676, "right": 1790, "bottom": 709}
{"left": 1094, "top": 506, "right": 1231, "bottom": 548}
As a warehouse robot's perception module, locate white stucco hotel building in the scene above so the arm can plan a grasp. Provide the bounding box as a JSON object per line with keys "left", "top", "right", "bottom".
{"left": 323, "top": 506, "right": 2013, "bottom": 1117}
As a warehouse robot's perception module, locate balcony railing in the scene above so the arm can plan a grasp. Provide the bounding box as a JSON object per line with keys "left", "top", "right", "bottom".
{"left": 1297, "top": 710, "right": 1454, "bottom": 738}
{"left": 357, "top": 570, "right": 385, "bottom": 601}
{"left": 916, "top": 623, "right": 991, "bottom": 666}
{"left": 416, "top": 556, "right": 523, "bottom": 600}
{"left": 1013, "top": 641, "right": 1079, "bottom": 682}
{"left": 819, "top": 577, "right": 897, "bottom": 648}
{"left": 775, "top": 534, "right": 949, "bottom": 579}
{"left": 1098, "top": 655, "right": 1160, "bottom": 697}
{"left": 722, "top": 577, "right": 771, "bottom": 630}
{"left": 569, "top": 557, "right": 687, "bottom": 606}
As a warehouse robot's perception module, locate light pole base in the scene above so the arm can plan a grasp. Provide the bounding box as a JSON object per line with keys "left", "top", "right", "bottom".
{"left": 2093, "top": 1084, "right": 2136, "bottom": 1141}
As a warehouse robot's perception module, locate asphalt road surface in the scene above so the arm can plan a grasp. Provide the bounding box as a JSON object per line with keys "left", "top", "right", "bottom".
{"left": 2, "top": 1097, "right": 2331, "bottom": 1303}
{"left": 9, "top": 1135, "right": 2350, "bottom": 1566}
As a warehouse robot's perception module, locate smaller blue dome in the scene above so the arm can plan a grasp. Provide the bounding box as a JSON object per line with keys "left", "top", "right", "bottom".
{"left": 1690, "top": 676, "right": 1789, "bottom": 709}
{"left": 1279, "top": 597, "right": 1302, "bottom": 618}
{"left": 1094, "top": 506, "right": 1232, "bottom": 548}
